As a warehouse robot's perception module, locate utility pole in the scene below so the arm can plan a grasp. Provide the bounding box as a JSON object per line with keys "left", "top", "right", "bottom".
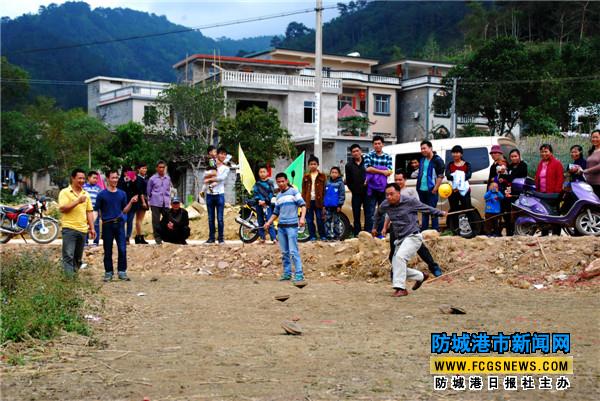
{"left": 314, "top": 0, "right": 323, "bottom": 163}
{"left": 450, "top": 77, "right": 457, "bottom": 138}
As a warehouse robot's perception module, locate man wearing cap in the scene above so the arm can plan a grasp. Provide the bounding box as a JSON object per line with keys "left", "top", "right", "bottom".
{"left": 160, "top": 197, "right": 190, "bottom": 245}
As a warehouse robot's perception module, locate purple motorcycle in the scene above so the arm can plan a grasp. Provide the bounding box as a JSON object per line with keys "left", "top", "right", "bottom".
{"left": 511, "top": 177, "right": 600, "bottom": 236}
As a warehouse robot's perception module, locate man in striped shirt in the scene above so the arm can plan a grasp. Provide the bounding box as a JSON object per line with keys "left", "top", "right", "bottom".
{"left": 364, "top": 135, "right": 392, "bottom": 235}
{"left": 264, "top": 172, "right": 307, "bottom": 282}
{"left": 83, "top": 171, "right": 101, "bottom": 246}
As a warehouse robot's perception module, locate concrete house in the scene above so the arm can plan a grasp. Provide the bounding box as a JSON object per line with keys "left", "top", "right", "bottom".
{"left": 85, "top": 76, "right": 169, "bottom": 128}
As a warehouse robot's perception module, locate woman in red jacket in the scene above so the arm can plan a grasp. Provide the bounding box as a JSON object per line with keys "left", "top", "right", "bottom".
{"left": 534, "top": 143, "right": 564, "bottom": 235}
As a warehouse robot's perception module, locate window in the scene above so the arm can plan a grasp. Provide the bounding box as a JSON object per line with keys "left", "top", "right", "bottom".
{"left": 374, "top": 94, "right": 390, "bottom": 115}
{"left": 304, "top": 101, "right": 315, "bottom": 124}
{"left": 338, "top": 95, "right": 353, "bottom": 110}
{"left": 395, "top": 152, "right": 422, "bottom": 178}
{"left": 433, "top": 89, "right": 450, "bottom": 117}
{"left": 444, "top": 147, "right": 489, "bottom": 173}
{"left": 143, "top": 105, "right": 158, "bottom": 125}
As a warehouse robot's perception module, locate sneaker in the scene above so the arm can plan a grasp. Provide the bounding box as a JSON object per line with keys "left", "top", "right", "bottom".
{"left": 412, "top": 272, "right": 429, "bottom": 291}
{"left": 118, "top": 272, "right": 131, "bottom": 281}
{"left": 218, "top": 240, "right": 225, "bottom": 245}
{"left": 391, "top": 288, "right": 408, "bottom": 297}
{"left": 155, "top": 239, "right": 163, "bottom": 245}
{"left": 431, "top": 265, "right": 443, "bottom": 277}
{"left": 205, "top": 239, "right": 215, "bottom": 244}
{"left": 103, "top": 272, "right": 113, "bottom": 282}
{"left": 279, "top": 274, "right": 292, "bottom": 281}
{"left": 79, "top": 263, "right": 89, "bottom": 270}
{"left": 293, "top": 274, "right": 305, "bottom": 282}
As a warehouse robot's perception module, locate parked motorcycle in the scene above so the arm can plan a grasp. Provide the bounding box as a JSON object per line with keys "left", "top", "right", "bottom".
{"left": 512, "top": 177, "right": 600, "bottom": 236}
{"left": 0, "top": 195, "right": 60, "bottom": 244}
{"left": 235, "top": 198, "right": 311, "bottom": 244}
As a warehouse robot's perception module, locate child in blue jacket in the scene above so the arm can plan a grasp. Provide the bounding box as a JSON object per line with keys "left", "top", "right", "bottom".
{"left": 252, "top": 165, "right": 277, "bottom": 243}
{"left": 484, "top": 181, "right": 504, "bottom": 236}
{"left": 324, "top": 167, "right": 346, "bottom": 240}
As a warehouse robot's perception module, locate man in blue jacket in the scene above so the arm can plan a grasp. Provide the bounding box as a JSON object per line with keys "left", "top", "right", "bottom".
{"left": 416, "top": 140, "right": 445, "bottom": 231}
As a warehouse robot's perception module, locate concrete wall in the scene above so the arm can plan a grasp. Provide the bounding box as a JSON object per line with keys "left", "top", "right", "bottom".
{"left": 96, "top": 100, "right": 134, "bottom": 128}
{"left": 397, "top": 87, "right": 429, "bottom": 143}
{"left": 368, "top": 87, "right": 397, "bottom": 139}
{"left": 285, "top": 91, "right": 338, "bottom": 141}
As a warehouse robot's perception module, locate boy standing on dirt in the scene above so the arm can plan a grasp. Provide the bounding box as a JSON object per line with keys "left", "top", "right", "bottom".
{"left": 253, "top": 165, "right": 277, "bottom": 243}
{"left": 375, "top": 183, "right": 446, "bottom": 297}
{"left": 301, "top": 155, "right": 326, "bottom": 241}
{"left": 323, "top": 166, "right": 346, "bottom": 240}
{"left": 264, "top": 173, "right": 307, "bottom": 282}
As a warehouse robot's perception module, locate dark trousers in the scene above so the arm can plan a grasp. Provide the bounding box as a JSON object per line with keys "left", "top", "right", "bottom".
{"left": 306, "top": 200, "right": 326, "bottom": 240}
{"left": 62, "top": 228, "right": 86, "bottom": 274}
{"left": 417, "top": 189, "right": 439, "bottom": 231}
{"left": 485, "top": 213, "right": 502, "bottom": 236}
{"left": 365, "top": 190, "right": 386, "bottom": 234}
{"left": 324, "top": 207, "right": 342, "bottom": 239}
{"left": 102, "top": 220, "right": 127, "bottom": 273}
{"left": 151, "top": 206, "right": 167, "bottom": 242}
{"left": 350, "top": 192, "right": 367, "bottom": 235}
{"left": 448, "top": 191, "right": 472, "bottom": 230}
{"left": 502, "top": 198, "right": 515, "bottom": 236}
{"left": 162, "top": 225, "right": 190, "bottom": 244}
{"left": 206, "top": 193, "right": 225, "bottom": 242}
{"left": 592, "top": 184, "right": 600, "bottom": 199}
{"left": 125, "top": 207, "right": 137, "bottom": 239}
{"left": 389, "top": 230, "right": 439, "bottom": 274}
{"left": 85, "top": 215, "right": 100, "bottom": 245}
{"left": 256, "top": 205, "right": 277, "bottom": 241}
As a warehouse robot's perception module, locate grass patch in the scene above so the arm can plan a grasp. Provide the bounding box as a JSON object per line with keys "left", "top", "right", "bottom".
{"left": 1, "top": 251, "right": 94, "bottom": 343}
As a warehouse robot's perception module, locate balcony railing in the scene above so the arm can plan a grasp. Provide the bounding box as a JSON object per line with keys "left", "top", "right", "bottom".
{"left": 99, "top": 84, "right": 166, "bottom": 103}
{"left": 401, "top": 75, "right": 443, "bottom": 88}
{"left": 300, "top": 68, "right": 400, "bottom": 85}
{"left": 221, "top": 70, "right": 341, "bottom": 90}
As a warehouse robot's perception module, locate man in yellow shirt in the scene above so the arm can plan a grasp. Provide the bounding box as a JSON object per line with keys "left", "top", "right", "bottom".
{"left": 58, "top": 168, "right": 96, "bottom": 274}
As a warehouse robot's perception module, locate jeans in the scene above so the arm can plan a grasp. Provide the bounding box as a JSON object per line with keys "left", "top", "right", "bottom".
{"left": 206, "top": 194, "right": 225, "bottom": 242}
{"left": 324, "top": 207, "right": 342, "bottom": 239}
{"left": 151, "top": 206, "right": 167, "bottom": 242}
{"left": 278, "top": 226, "right": 303, "bottom": 277}
{"left": 102, "top": 220, "right": 127, "bottom": 273}
{"left": 62, "top": 228, "right": 86, "bottom": 274}
{"left": 365, "top": 190, "right": 386, "bottom": 233}
{"left": 85, "top": 214, "right": 100, "bottom": 245}
{"left": 125, "top": 207, "right": 136, "bottom": 239}
{"left": 392, "top": 234, "right": 425, "bottom": 290}
{"left": 417, "top": 189, "right": 439, "bottom": 231}
{"left": 350, "top": 192, "right": 367, "bottom": 235}
{"left": 256, "top": 205, "right": 277, "bottom": 241}
{"left": 306, "top": 200, "right": 326, "bottom": 240}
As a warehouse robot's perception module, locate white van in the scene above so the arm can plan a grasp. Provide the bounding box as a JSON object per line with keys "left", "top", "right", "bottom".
{"left": 383, "top": 136, "right": 518, "bottom": 234}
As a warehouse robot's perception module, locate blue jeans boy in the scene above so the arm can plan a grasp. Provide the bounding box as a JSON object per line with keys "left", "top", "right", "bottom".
{"left": 306, "top": 200, "right": 326, "bottom": 240}
{"left": 102, "top": 220, "right": 127, "bottom": 274}
{"left": 206, "top": 193, "right": 225, "bottom": 242}
{"left": 277, "top": 225, "right": 303, "bottom": 280}
{"left": 256, "top": 205, "right": 277, "bottom": 241}
{"left": 417, "top": 189, "right": 439, "bottom": 231}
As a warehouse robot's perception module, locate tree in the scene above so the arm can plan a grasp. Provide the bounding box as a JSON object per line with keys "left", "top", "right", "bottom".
{"left": 150, "top": 81, "right": 230, "bottom": 197}
{"left": 1, "top": 57, "right": 29, "bottom": 110}
{"left": 63, "top": 111, "right": 110, "bottom": 169}
{"left": 217, "top": 106, "right": 294, "bottom": 172}
{"left": 0, "top": 111, "right": 52, "bottom": 175}
{"left": 441, "top": 37, "right": 537, "bottom": 136}
{"left": 285, "top": 22, "right": 311, "bottom": 41}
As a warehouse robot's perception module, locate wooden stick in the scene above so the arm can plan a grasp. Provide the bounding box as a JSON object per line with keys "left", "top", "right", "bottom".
{"left": 445, "top": 208, "right": 476, "bottom": 216}
{"left": 425, "top": 263, "right": 475, "bottom": 284}
{"left": 537, "top": 238, "right": 553, "bottom": 269}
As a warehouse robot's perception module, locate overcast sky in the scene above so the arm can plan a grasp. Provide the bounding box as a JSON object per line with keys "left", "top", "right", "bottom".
{"left": 2, "top": 0, "right": 341, "bottom": 39}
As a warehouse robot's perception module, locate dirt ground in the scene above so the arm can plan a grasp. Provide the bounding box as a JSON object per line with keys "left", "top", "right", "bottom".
{"left": 1, "top": 237, "right": 599, "bottom": 400}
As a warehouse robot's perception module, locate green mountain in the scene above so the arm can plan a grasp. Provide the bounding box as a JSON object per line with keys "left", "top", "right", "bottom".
{"left": 277, "top": 1, "right": 469, "bottom": 61}
{"left": 1, "top": 2, "right": 272, "bottom": 108}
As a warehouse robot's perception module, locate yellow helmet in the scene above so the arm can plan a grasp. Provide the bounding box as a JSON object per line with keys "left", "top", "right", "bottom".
{"left": 438, "top": 183, "right": 453, "bottom": 199}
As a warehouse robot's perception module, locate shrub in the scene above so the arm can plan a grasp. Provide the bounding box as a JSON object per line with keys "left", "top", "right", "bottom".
{"left": 1, "top": 252, "right": 92, "bottom": 342}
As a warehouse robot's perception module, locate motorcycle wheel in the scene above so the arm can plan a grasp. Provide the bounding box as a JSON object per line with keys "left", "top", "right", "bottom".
{"left": 238, "top": 215, "right": 260, "bottom": 244}
{"left": 514, "top": 221, "right": 538, "bottom": 236}
{"left": 0, "top": 232, "right": 13, "bottom": 244}
{"left": 28, "top": 217, "right": 60, "bottom": 244}
{"left": 575, "top": 209, "right": 600, "bottom": 236}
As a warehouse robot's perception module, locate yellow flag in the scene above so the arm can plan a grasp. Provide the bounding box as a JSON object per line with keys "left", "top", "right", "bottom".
{"left": 238, "top": 144, "right": 256, "bottom": 194}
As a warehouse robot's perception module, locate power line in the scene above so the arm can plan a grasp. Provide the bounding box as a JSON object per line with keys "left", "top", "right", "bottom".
{"left": 5, "top": 5, "right": 338, "bottom": 56}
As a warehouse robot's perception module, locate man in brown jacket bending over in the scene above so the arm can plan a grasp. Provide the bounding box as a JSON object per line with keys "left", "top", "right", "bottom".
{"left": 302, "top": 155, "right": 326, "bottom": 241}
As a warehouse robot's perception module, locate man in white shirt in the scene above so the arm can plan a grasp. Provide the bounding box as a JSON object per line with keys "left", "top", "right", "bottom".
{"left": 204, "top": 147, "right": 230, "bottom": 244}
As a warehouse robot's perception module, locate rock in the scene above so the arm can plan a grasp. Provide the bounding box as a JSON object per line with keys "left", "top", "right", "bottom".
{"left": 261, "top": 259, "right": 271, "bottom": 267}
{"left": 186, "top": 207, "right": 202, "bottom": 220}
{"left": 217, "top": 261, "right": 229, "bottom": 270}
{"left": 422, "top": 230, "right": 440, "bottom": 240}
{"left": 581, "top": 258, "right": 600, "bottom": 279}
{"left": 512, "top": 265, "right": 519, "bottom": 270}
{"left": 191, "top": 202, "right": 206, "bottom": 214}
{"left": 494, "top": 268, "right": 504, "bottom": 275}
{"left": 357, "top": 231, "right": 373, "bottom": 242}
{"left": 468, "top": 276, "right": 476, "bottom": 282}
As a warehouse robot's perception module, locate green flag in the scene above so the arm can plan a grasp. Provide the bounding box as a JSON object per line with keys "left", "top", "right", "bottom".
{"left": 284, "top": 151, "right": 305, "bottom": 190}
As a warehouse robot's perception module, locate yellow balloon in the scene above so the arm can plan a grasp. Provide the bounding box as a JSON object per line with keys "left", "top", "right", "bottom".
{"left": 438, "top": 183, "right": 453, "bottom": 199}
